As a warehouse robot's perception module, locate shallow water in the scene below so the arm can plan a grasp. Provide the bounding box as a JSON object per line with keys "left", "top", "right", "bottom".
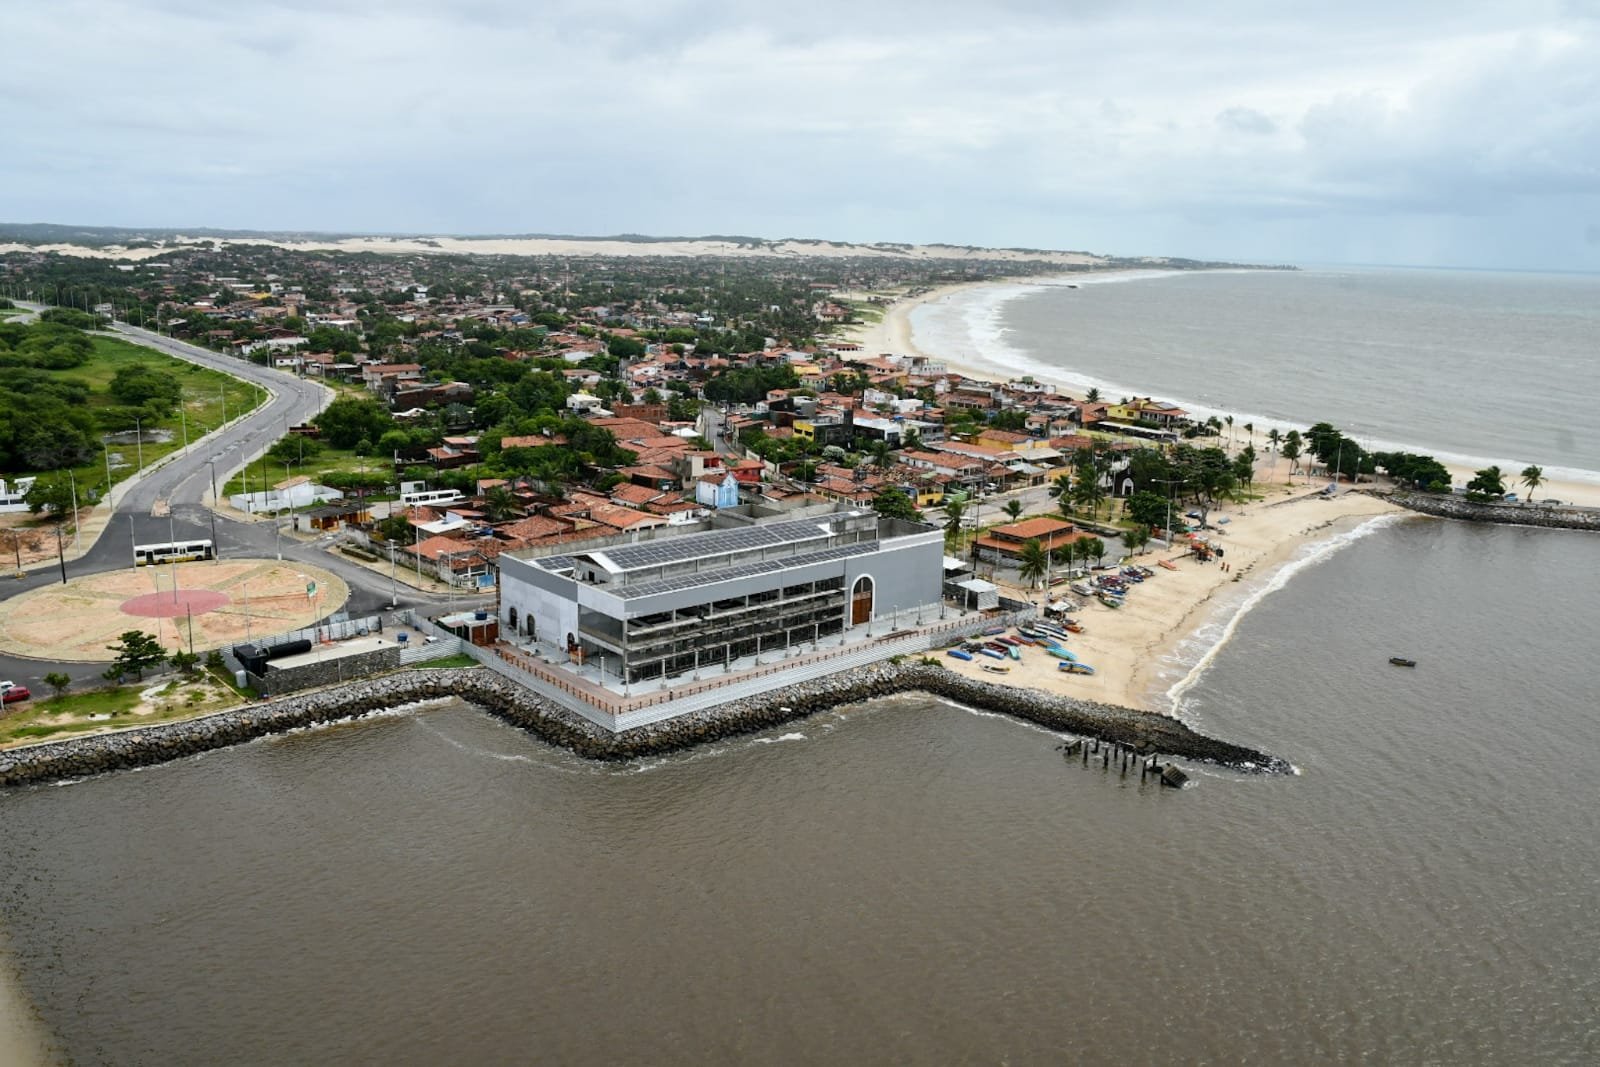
{"left": 2, "top": 520, "right": 1598, "bottom": 1064}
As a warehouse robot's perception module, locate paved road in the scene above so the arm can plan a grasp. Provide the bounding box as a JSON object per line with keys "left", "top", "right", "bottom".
{"left": 2, "top": 308, "right": 488, "bottom": 689}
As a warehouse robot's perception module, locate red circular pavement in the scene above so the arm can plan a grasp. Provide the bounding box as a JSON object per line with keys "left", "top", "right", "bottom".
{"left": 119, "top": 589, "right": 232, "bottom": 619}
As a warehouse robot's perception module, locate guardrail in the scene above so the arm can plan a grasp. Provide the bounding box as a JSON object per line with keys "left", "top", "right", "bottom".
{"left": 414, "top": 601, "right": 1037, "bottom": 732}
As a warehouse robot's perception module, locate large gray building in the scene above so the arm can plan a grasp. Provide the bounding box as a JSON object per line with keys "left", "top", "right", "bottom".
{"left": 497, "top": 509, "right": 944, "bottom": 685}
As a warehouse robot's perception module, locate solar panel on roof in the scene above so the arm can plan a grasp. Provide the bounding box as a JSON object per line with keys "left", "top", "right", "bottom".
{"left": 599, "top": 518, "right": 839, "bottom": 572}
{"left": 617, "top": 541, "right": 876, "bottom": 599}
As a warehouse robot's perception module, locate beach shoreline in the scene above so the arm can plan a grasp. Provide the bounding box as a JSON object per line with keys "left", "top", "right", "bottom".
{"left": 837, "top": 277, "right": 1600, "bottom": 714}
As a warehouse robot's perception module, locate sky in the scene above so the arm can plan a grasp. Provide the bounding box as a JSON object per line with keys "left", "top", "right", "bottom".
{"left": 6, "top": 0, "right": 1600, "bottom": 270}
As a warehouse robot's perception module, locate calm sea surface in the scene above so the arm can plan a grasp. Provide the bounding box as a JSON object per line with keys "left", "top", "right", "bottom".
{"left": 913, "top": 267, "right": 1600, "bottom": 482}
{"left": 5, "top": 269, "right": 1600, "bottom": 1063}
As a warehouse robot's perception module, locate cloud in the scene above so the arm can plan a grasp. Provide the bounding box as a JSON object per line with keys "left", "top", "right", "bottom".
{"left": 2, "top": 1, "right": 1598, "bottom": 268}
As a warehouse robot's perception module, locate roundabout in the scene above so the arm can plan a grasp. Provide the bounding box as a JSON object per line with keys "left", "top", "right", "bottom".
{"left": 0, "top": 559, "right": 349, "bottom": 661}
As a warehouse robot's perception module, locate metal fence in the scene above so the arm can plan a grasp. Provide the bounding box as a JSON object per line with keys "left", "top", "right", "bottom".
{"left": 403, "top": 600, "right": 1037, "bottom": 734}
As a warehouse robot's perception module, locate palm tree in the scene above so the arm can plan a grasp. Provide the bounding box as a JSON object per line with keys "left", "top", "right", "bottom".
{"left": 1085, "top": 387, "right": 1101, "bottom": 403}
{"left": 1520, "top": 465, "right": 1544, "bottom": 504}
{"left": 942, "top": 497, "right": 967, "bottom": 547}
{"left": 1224, "top": 415, "right": 1235, "bottom": 449}
{"left": 481, "top": 484, "right": 520, "bottom": 522}
{"left": 1018, "top": 539, "right": 1049, "bottom": 589}
{"left": 1082, "top": 536, "right": 1107, "bottom": 567}
{"left": 1121, "top": 527, "right": 1149, "bottom": 558}
{"left": 1266, "top": 428, "right": 1282, "bottom": 453}
{"left": 1003, "top": 499, "right": 1024, "bottom": 522}
{"left": 870, "top": 439, "right": 896, "bottom": 471}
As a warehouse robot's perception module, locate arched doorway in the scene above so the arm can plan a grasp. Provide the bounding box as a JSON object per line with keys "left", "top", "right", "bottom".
{"left": 851, "top": 575, "right": 874, "bottom": 626}
{"left": 507, "top": 606, "right": 519, "bottom": 632}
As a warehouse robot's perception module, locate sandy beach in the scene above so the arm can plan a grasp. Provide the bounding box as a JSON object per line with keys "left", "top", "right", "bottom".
{"left": 840, "top": 283, "right": 1600, "bottom": 714}
{"left": 936, "top": 475, "right": 1404, "bottom": 711}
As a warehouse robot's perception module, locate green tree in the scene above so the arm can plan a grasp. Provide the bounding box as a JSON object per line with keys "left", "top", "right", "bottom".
{"left": 43, "top": 671, "right": 71, "bottom": 699}
{"left": 942, "top": 496, "right": 967, "bottom": 547}
{"left": 1002, "top": 499, "right": 1024, "bottom": 522}
{"left": 1017, "top": 538, "right": 1049, "bottom": 589}
{"left": 169, "top": 649, "right": 200, "bottom": 674}
{"left": 1125, "top": 489, "right": 1170, "bottom": 532}
{"left": 104, "top": 630, "right": 167, "bottom": 682}
{"left": 315, "top": 396, "right": 393, "bottom": 450}
{"left": 1465, "top": 466, "right": 1506, "bottom": 499}
{"left": 1085, "top": 387, "right": 1101, "bottom": 403}
{"left": 1520, "top": 465, "right": 1544, "bottom": 503}
{"left": 1282, "top": 430, "right": 1302, "bottom": 474}
{"left": 1266, "top": 428, "right": 1282, "bottom": 452}
{"left": 108, "top": 365, "right": 182, "bottom": 414}
{"left": 1121, "top": 526, "right": 1150, "bottom": 558}
{"left": 22, "top": 472, "right": 76, "bottom": 518}
{"left": 481, "top": 484, "right": 520, "bottom": 522}
{"left": 1080, "top": 536, "right": 1107, "bottom": 567}
{"left": 871, "top": 487, "right": 921, "bottom": 522}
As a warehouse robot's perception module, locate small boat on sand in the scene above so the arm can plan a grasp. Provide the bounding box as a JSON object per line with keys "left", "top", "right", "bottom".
{"left": 1045, "top": 645, "right": 1078, "bottom": 662}
{"left": 979, "top": 647, "right": 1008, "bottom": 660}
{"left": 980, "top": 625, "right": 1007, "bottom": 636}
{"left": 947, "top": 648, "right": 974, "bottom": 661}
{"left": 1097, "top": 592, "right": 1123, "bottom": 609}
{"left": 1389, "top": 657, "right": 1417, "bottom": 667}
{"left": 1158, "top": 559, "right": 1179, "bottom": 571}
{"left": 1063, "top": 621, "right": 1085, "bottom": 634}
{"left": 1058, "top": 661, "right": 1096, "bottom": 675}
{"left": 981, "top": 663, "right": 1011, "bottom": 674}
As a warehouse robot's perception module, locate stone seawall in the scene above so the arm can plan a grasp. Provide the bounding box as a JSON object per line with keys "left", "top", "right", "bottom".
{"left": 1378, "top": 490, "right": 1600, "bottom": 532}
{"left": 0, "top": 663, "right": 1287, "bottom": 789}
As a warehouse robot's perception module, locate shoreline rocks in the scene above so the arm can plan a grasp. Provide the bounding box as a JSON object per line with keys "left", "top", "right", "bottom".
{"left": 0, "top": 663, "right": 1289, "bottom": 789}
{"left": 1374, "top": 489, "right": 1600, "bottom": 532}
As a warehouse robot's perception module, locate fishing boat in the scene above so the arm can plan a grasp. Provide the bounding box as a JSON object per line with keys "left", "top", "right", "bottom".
{"left": 994, "top": 635, "right": 1021, "bottom": 647}
{"left": 1007, "top": 644, "right": 1022, "bottom": 661}
{"left": 980, "top": 625, "right": 1007, "bottom": 636}
{"left": 1033, "top": 623, "right": 1070, "bottom": 639}
{"left": 979, "top": 647, "right": 1008, "bottom": 660}
{"left": 1063, "top": 620, "right": 1085, "bottom": 634}
{"left": 1097, "top": 592, "right": 1123, "bottom": 609}
{"left": 1058, "top": 661, "right": 1096, "bottom": 675}
{"left": 1070, "top": 582, "right": 1094, "bottom": 597}
{"left": 1158, "top": 559, "right": 1179, "bottom": 571}
{"left": 1045, "top": 645, "right": 1078, "bottom": 662}
{"left": 1389, "top": 657, "right": 1417, "bottom": 667}
{"left": 981, "top": 663, "right": 1011, "bottom": 674}
{"left": 947, "top": 648, "right": 974, "bottom": 661}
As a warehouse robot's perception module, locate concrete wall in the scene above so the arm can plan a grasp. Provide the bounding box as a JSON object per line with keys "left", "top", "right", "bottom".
{"left": 257, "top": 643, "right": 401, "bottom": 696}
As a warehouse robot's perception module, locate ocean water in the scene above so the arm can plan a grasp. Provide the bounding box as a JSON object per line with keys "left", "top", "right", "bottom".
{"left": 2, "top": 517, "right": 1598, "bottom": 1064}
{"left": 5, "top": 268, "right": 1600, "bottom": 1063}
{"left": 911, "top": 267, "right": 1600, "bottom": 484}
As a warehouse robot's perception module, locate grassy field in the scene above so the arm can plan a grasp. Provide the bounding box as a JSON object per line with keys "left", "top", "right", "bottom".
{"left": 0, "top": 673, "right": 245, "bottom": 749}
{"left": 219, "top": 440, "right": 394, "bottom": 501}
{"left": 408, "top": 653, "right": 478, "bottom": 669}
{"left": 33, "top": 333, "right": 268, "bottom": 504}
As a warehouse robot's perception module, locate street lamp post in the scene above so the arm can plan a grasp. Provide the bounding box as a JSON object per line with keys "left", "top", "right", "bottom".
{"left": 133, "top": 415, "right": 144, "bottom": 473}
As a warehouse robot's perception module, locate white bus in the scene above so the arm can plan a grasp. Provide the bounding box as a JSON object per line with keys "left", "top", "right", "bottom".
{"left": 134, "top": 540, "right": 215, "bottom": 566}
{"left": 400, "top": 488, "right": 465, "bottom": 508}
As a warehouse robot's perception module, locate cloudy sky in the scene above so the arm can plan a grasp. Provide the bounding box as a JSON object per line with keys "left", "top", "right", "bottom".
{"left": 7, "top": 0, "right": 1600, "bottom": 269}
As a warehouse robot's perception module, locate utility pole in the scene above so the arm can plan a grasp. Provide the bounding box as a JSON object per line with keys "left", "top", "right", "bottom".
{"left": 55, "top": 525, "right": 67, "bottom": 585}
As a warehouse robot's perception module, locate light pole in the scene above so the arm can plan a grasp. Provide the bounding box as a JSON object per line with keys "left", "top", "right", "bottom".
{"left": 132, "top": 415, "right": 144, "bottom": 473}
{"left": 388, "top": 541, "right": 398, "bottom": 608}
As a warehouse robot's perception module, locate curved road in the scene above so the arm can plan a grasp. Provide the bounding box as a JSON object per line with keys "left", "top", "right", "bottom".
{"left": 2, "top": 309, "right": 487, "bottom": 689}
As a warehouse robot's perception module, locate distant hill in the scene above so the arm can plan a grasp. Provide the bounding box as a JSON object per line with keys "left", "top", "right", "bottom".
{"left": 0, "top": 222, "right": 1288, "bottom": 270}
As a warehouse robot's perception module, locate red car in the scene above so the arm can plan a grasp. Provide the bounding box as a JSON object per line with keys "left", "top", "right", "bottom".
{"left": 2, "top": 685, "right": 30, "bottom": 704}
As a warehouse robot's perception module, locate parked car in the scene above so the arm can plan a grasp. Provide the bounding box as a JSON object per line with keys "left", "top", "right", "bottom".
{"left": 2, "top": 685, "right": 30, "bottom": 704}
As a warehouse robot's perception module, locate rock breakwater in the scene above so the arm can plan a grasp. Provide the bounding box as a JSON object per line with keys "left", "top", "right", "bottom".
{"left": 0, "top": 663, "right": 1288, "bottom": 789}
{"left": 1377, "top": 490, "right": 1600, "bottom": 532}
